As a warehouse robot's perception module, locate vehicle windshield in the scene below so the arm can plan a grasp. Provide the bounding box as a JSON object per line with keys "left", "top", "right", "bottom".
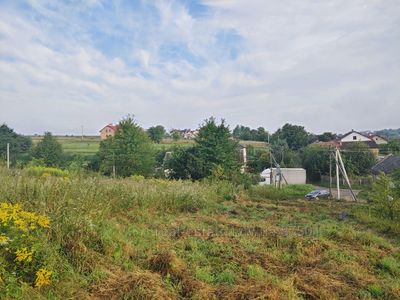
{"left": 308, "top": 190, "right": 320, "bottom": 195}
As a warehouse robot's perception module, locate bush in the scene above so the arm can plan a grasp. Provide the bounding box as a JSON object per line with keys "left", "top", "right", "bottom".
{"left": 0, "top": 202, "right": 52, "bottom": 296}
{"left": 24, "top": 166, "right": 69, "bottom": 178}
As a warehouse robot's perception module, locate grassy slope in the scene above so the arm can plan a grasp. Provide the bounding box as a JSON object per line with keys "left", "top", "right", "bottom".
{"left": 29, "top": 136, "right": 267, "bottom": 155}
{"left": 1, "top": 168, "right": 399, "bottom": 299}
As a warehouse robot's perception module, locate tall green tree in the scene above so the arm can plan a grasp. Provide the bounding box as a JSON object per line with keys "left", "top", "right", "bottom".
{"left": 301, "top": 144, "right": 330, "bottom": 181}
{"left": 0, "top": 124, "right": 32, "bottom": 165}
{"left": 147, "top": 125, "right": 166, "bottom": 143}
{"left": 167, "top": 146, "right": 206, "bottom": 180}
{"left": 168, "top": 118, "right": 240, "bottom": 179}
{"left": 272, "top": 123, "right": 312, "bottom": 150}
{"left": 99, "top": 116, "right": 155, "bottom": 177}
{"left": 33, "top": 132, "right": 63, "bottom": 167}
{"left": 232, "top": 125, "right": 269, "bottom": 142}
{"left": 195, "top": 118, "right": 239, "bottom": 178}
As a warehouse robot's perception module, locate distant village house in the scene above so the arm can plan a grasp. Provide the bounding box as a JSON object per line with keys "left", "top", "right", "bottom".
{"left": 100, "top": 124, "right": 119, "bottom": 140}
{"left": 318, "top": 130, "right": 387, "bottom": 156}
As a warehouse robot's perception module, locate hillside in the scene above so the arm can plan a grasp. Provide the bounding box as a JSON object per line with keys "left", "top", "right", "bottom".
{"left": 1, "top": 168, "right": 399, "bottom": 299}
{"left": 374, "top": 128, "right": 400, "bottom": 140}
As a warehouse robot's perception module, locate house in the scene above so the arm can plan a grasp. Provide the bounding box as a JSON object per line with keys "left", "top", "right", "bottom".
{"left": 182, "top": 129, "right": 199, "bottom": 139}
{"left": 317, "top": 130, "right": 387, "bottom": 156}
{"left": 366, "top": 133, "right": 388, "bottom": 145}
{"left": 371, "top": 154, "right": 400, "bottom": 175}
{"left": 100, "top": 124, "right": 119, "bottom": 140}
{"left": 171, "top": 129, "right": 199, "bottom": 140}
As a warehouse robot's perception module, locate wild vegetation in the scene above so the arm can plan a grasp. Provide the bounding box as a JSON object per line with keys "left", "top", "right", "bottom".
{"left": 0, "top": 167, "right": 399, "bottom": 299}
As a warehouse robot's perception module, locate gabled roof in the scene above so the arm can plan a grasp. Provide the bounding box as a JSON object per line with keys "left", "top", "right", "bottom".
{"left": 367, "top": 133, "right": 388, "bottom": 142}
{"left": 340, "top": 130, "right": 370, "bottom": 140}
{"left": 99, "top": 123, "right": 119, "bottom": 132}
{"left": 371, "top": 154, "right": 400, "bottom": 174}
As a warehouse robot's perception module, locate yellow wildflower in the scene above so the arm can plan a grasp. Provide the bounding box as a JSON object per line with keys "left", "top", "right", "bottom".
{"left": 0, "top": 234, "right": 9, "bottom": 245}
{"left": 15, "top": 247, "right": 33, "bottom": 263}
{"left": 37, "top": 215, "right": 50, "bottom": 228}
{"left": 35, "top": 268, "right": 52, "bottom": 287}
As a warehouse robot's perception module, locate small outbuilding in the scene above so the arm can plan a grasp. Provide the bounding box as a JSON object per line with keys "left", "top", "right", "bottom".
{"left": 260, "top": 168, "right": 306, "bottom": 185}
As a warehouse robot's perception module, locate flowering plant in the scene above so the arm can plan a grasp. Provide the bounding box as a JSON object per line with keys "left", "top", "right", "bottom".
{"left": 0, "top": 202, "right": 52, "bottom": 289}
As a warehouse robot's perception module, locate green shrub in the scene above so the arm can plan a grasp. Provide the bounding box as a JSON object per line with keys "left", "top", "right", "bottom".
{"left": 23, "top": 166, "right": 69, "bottom": 178}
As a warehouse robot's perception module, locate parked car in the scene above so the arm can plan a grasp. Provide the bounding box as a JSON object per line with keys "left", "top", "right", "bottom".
{"left": 305, "top": 189, "right": 330, "bottom": 200}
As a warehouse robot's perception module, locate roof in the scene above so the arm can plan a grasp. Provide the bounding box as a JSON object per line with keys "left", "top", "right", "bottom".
{"left": 367, "top": 133, "right": 388, "bottom": 141}
{"left": 371, "top": 154, "right": 400, "bottom": 174}
{"left": 99, "top": 123, "right": 119, "bottom": 132}
{"left": 340, "top": 130, "right": 370, "bottom": 140}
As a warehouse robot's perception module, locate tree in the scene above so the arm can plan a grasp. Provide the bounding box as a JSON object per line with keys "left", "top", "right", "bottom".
{"left": 342, "top": 143, "right": 376, "bottom": 176}
{"left": 147, "top": 125, "right": 166, "bottom": 143}
{"left": 271, "top": 138, "right": 301, "bottom": 168}
{"left": 317, "top": 132, "right": 337, "bottom": 142}
{"left": 99, "top": 116, "right": 155, "bottom": 177}
{"left": 371, "top": 173, "right": 400, "bottom": 220}
{"left": 195, "top": 118, "right": 239, "bottom": 178}
{"left": 32, "top": 132, "right": 63, "bottom": 167}
{"left": 380, "top": 140, "right": 400, "bottom": 154}
{"left": 246, "top": 146, "right": 271, "bottom": 173}
{"left": 232, "top": 125, "right": 269, "bottom": 142}
{"left": 301, "top": 144, "right": 330, "bottom": 181}
{"left": 272, "top": 123, "right": 312, "bottom": 150}
{"left": 168, "top": 118, "right": 240, "bottom": 180}
{"left": 171, "top": 130, "right": 181, "bottom": 142}
{"left": 0, "top": 124, "right": 32, "bottom": 165}
{"left": 167, "top": 147, "right": 206, "bottom": 180}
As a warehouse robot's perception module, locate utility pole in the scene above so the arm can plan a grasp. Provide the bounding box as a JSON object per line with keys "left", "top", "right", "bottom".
{"left": 335, "top": 148, "right": 340, "bottom": 200}
{"left": 81, "top": 125, "right": 84, "bottom": 141}
{"left": 7, "top": 143, "right": 10, "bottom": 169}
{"left": 337, "top": 150, "right": 357, "bottom": 201}
{"left": 329, "top": 150, "right": 332, "bottom": 199}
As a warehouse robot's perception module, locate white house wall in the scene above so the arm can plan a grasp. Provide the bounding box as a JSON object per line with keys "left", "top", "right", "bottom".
{"left": 341, "top": 132, "right": 370, "bottom": 142}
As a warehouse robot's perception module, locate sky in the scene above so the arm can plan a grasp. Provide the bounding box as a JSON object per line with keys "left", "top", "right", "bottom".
{"left": 0, "top": 0, "right": 399, "bottom": 135}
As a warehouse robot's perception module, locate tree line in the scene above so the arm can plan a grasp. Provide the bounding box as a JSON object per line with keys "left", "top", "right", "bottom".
{"left": 1, "top": 120, "right": 399, "bottom": 182}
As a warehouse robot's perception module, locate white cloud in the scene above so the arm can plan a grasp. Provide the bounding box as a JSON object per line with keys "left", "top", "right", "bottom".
{"left": 0, "top": 0, "right": 399, "bottom": 135}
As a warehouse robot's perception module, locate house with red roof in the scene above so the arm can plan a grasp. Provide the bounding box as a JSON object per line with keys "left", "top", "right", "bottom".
{"left": 100, "top": 124, "right": 119, "bottom": 140}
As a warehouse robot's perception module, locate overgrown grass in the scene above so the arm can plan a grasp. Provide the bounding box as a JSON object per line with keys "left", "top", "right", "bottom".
{"left": 249, "top": 184, "right": 315, "bottom": 200}
{"left": 0, "top": 167, "right": 399, "bottom": 299}
{"left": 23, "top": 166, "right": 69, "bottom": 177}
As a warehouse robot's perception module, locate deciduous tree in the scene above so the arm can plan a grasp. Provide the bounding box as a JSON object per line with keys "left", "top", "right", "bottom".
{"left": 99, "top": 116, "right": 155, "bottom": 177}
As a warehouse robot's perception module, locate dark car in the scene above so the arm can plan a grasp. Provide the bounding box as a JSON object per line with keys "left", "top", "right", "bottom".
{"left": 305, "top": 189, "right": 330, "bottom": 200}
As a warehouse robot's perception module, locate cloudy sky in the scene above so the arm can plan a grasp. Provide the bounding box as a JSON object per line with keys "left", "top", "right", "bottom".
{"left": 0, "top": 0, "right": 399, "bottom": 135}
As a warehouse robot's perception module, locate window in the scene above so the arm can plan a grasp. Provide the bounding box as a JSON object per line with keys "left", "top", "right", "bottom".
{"left": 353, "top": 136, "right": 357, "bottom": 140}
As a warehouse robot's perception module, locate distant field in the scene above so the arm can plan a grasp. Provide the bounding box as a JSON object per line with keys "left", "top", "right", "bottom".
{"left": 30, "top": 136, "right": 195, "bottom": 155}
{"left": 30, "top": 136, "right": 267, "bottom": 155}
{"left": 31, "top": 136, "right": 100, "bottom": 155}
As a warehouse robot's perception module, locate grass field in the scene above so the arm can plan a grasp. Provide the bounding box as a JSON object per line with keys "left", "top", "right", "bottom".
{"left": 30, "top": 136, "right": 266, "bottom": 155}
{"left": 31, "top": 136, "right": 101, "bottom": 155}
{"left": 1, "top": 167, "right": 399, "bottom": 299}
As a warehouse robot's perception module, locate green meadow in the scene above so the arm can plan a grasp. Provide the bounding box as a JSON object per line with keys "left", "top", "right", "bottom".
{"left": 1, "top": 167, "right": 399, "bottom": 299}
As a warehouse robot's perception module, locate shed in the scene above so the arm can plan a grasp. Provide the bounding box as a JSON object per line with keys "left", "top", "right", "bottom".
{"left": 371, "top": 155, "right": 400, "bottom": 175}
{"left": 260, "top": 168, "right": 306, "bottom": 185}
